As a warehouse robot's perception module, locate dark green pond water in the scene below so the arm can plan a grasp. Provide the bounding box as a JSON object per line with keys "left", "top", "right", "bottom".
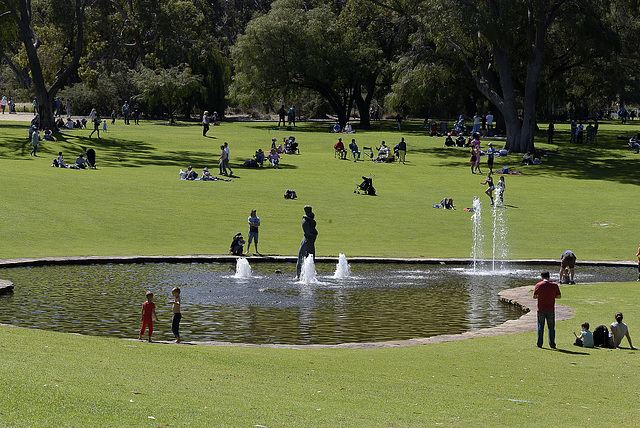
{"left": 0, "top": 262, "right": 632, "bottom": 344}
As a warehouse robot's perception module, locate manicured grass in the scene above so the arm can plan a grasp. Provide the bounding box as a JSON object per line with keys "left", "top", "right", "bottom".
{"left": 0, "top": 119, "right": 639, "bottom": 260}
{"left": 2, "top": 281, "right": 639, "bottom": 426}
{"left": 2, "top": 118, "right": 640, "bottom": 426}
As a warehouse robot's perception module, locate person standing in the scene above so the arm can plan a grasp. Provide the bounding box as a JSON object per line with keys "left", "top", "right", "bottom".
{"left": 54, "top": 97, "right": 61, "bottom": 117}
{"left": 560, "top": 250, "right": 576, "bottom": 284}
{"left": 138, "top": 291, "right": 159, "bottom": 342}
{"left": 168, "top": 287, "right": 181, "bottom": 343}
{"left": 288, "top": 105, "right": 296, "bottom": 127}
{"left": 218, "top": 145, "right": 228, "bottom": 175}
{"left": 247, "top": 209, "right": 261, "bottom": 255}
{"left": 547, "top": 122, "right": 554, "bottom": 144}
{"left": 486, "top": 111, "right": 494, "bottom": 136}
{"left": 202, "top": 111, "right": 210, "bottom": 137}
{"left": 636, "top": 242, "right": 640, "bottom": 281}
{"left": 133, "top": 104, "right": 140, "bottom": 124}
{"left": 278, "top": 105, "right": 286, "bottom": 127}
{"left": 122, "top": 101, "right": 130, "bottom": 125}
{"left": 472, "top": 112, "right": 481, "bottom": 134}
{"left": 30, "top": 128, "right": 39, "bottom": 156}
{"left": 397, "top": 137, "right": 407, "bottom": 164}
{"left": 1, "top": 95, "right": 6, "bottom": 114}
{"left": 296, "top": 206, "right": 318, "bottom": 279}
{"left": 533, "top": 271, "right": 561, "bottom": 349}
{"left": 497, "top": 175, "right": 505, "bottom": 205}
{"left": 486, "top": 142, "right": 496, "bottom": 172}
{"left": 223, "top": 142, "right": 233, "bottom": 176}
{"left": 32, "top": 98, "right": 38, "bottom": 115}
{"left": 65, "top": 99, "right": 71, "bottom": 117}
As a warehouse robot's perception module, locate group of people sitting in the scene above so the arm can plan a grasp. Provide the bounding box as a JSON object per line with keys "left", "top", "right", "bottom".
{"left": 374, "top": 141, "right": 395, "bottom": 163}
{"left": 520, "top": 151, "right": 542, "bottom": 165}
{"left": 331, "top": 122, "right": 354, "bottom": 134}
{"left": 443, "top": 133, "right": 472, "bottom": 147}
{"left": 179, "top": 166, "right": 231, "bottom": 181}
{"left": 573, "top": 312, "right": 636, "bottom": 349}
{"left": 51, "top": 150, "right": 96, "bottom": 169}
{"left": 438, "top": 198, "right": 455, "bottom": 209}
{"left": 54, "top": 117, "right": 86, "bottom": 129}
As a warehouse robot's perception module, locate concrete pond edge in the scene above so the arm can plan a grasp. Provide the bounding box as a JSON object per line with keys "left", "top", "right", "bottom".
{"left": 1, "top": 254, "right": 620, "bottom": 349}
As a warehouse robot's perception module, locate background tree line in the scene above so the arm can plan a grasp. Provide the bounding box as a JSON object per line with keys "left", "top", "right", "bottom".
{"left": 1, "top": 0, "right": 640, "bottom": 151}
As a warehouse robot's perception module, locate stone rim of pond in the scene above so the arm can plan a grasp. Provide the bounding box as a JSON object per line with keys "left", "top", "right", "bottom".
{"left": 0, "top": 255, "right": 629, "bottom": 348}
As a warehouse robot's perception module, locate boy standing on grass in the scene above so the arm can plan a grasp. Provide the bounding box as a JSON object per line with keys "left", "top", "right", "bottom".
{"left": 168, "top": 287, "right": 181, "bottom": 343}
{"left": 139, "top": 291, "right": 159, "bottom": 342}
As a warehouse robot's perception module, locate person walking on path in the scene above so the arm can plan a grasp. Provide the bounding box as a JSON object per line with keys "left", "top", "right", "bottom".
{"left": 559, "top": 250, "right": 576, "bottom": 284}
{"left": 296, "top": 206, "right": 318, "bottom": 279}
{"left": 533, "top": 271, "right": 561, "bottom": 349}
{"left": 138, "top": 291, "right": 159, "bottom": 342}
{"left": 278, "top": 105, "right": 286, "bottom": 127}
{"left": 247, "top": 209, "right": 261, "bottom": 255}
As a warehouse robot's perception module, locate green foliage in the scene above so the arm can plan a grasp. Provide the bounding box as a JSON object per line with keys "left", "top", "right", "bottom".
{"left": 130, "top": 64, "right": 202, "bottom": 121}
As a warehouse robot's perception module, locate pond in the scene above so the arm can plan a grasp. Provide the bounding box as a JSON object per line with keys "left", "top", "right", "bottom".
{"left": 0, "top": 262, "right": 633, "bottom": 345}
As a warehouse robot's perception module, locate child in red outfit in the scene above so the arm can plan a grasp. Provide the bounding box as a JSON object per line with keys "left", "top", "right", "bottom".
{"left": 139, "top": 291, "right": 159, "bottom": 342}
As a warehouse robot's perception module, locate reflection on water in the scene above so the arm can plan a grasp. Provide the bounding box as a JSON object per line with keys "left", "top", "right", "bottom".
{"left": 0, "top": 263, "right": 633, "bottom": 345}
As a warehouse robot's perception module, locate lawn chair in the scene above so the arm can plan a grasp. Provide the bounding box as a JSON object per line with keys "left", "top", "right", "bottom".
{"left": 362, "top": 146, "right": 373, "bottom": 160}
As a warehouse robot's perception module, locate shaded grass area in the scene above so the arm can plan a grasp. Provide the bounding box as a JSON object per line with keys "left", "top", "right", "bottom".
{"left": 1, "top": 281, "right": 639, "bottom": 427}
{"left": 0, "top": 119, "right": 639, "bottom": 260}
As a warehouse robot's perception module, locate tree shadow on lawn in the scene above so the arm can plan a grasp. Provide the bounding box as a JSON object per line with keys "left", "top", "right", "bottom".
{"left": 410, "top": 132, "right": 640, "bottom": 186}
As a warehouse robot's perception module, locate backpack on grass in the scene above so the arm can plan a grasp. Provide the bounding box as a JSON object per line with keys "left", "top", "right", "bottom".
{"left": 593, "top": 325, "right": 609, "bottom": 348}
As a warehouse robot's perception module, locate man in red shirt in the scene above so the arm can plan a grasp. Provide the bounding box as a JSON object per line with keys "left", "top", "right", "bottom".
{"left": 533, "top": 271, "right": 561, "bottom": 348}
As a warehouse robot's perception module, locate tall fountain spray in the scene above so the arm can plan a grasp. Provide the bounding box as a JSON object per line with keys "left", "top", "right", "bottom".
{"left": 233, "top": 258, "right": 252, "bottom": 278}
{"left": 332, "top": 253, "right": 352, "bottom": 279}
{"left": 470, "top": 197, "right": 483, "bottom": 271}
{"left": 490, "top": 187, "right": 509, "bottom": 271}
{"left": 299, "top": 255, "right": 318, "bottom": 284}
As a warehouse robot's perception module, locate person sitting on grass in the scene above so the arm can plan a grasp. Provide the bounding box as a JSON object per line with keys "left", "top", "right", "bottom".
{"left": 609, "top": 312, "right": 637, "bottom": 349}
{"left": 267, "top": 149, "right": 281, "bottom": 168}
{"left": 75, "top": 153, "right": 87, "bottom": 169}
{"left": 629, "top": 136, "right": 640, "bottom": 153}
{"left": 254, "top": 149, "right": 265, "bottom": 167}
{"left": 455, "top": 133, "right": 465, "bottom": 147}
{"left": 334, "top": 138, "right": 348, "bottom": 159}
{"left": 573, "top": 322, "right": 594, "bottom": 348}
{"left": 332, "top": 123, "right": 341, "bottom": 133}
{"left": 444, "top": 135, "right": 455, "bottom": 147}
{"left": 521, "top": 152, "right": 534, "bottom": 165}
{"left": 201, "top": 167, "right": 218, "bottom": 180}
{"left": 440, "top": 198, "right": 455, "bottom": 209}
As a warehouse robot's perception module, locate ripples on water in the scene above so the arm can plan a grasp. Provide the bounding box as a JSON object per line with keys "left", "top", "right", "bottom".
{"left": 0, "top": 263, "right": 633, "bottom": 345}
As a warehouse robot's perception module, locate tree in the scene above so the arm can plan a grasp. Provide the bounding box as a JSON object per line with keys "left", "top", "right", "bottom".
{"left": 0, "top": 0, "right": 87, "bottom": 130}
{"left": 131, "top": 64, "right": 202, "bottom": 123}
{"left": 231, "top": 0, "right": 398, "bottom": 127}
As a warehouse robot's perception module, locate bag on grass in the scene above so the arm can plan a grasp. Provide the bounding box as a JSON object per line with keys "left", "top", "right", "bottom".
{"left": 593, "top": 325, "right": 609, "bottom": 348}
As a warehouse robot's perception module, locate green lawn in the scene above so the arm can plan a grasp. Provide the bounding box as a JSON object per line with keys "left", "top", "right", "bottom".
{"left": 1, "top": 118, "right": 640, "bottom": 426}
{"left": 1, "top": 119, "right": 639, "bottom": 260}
